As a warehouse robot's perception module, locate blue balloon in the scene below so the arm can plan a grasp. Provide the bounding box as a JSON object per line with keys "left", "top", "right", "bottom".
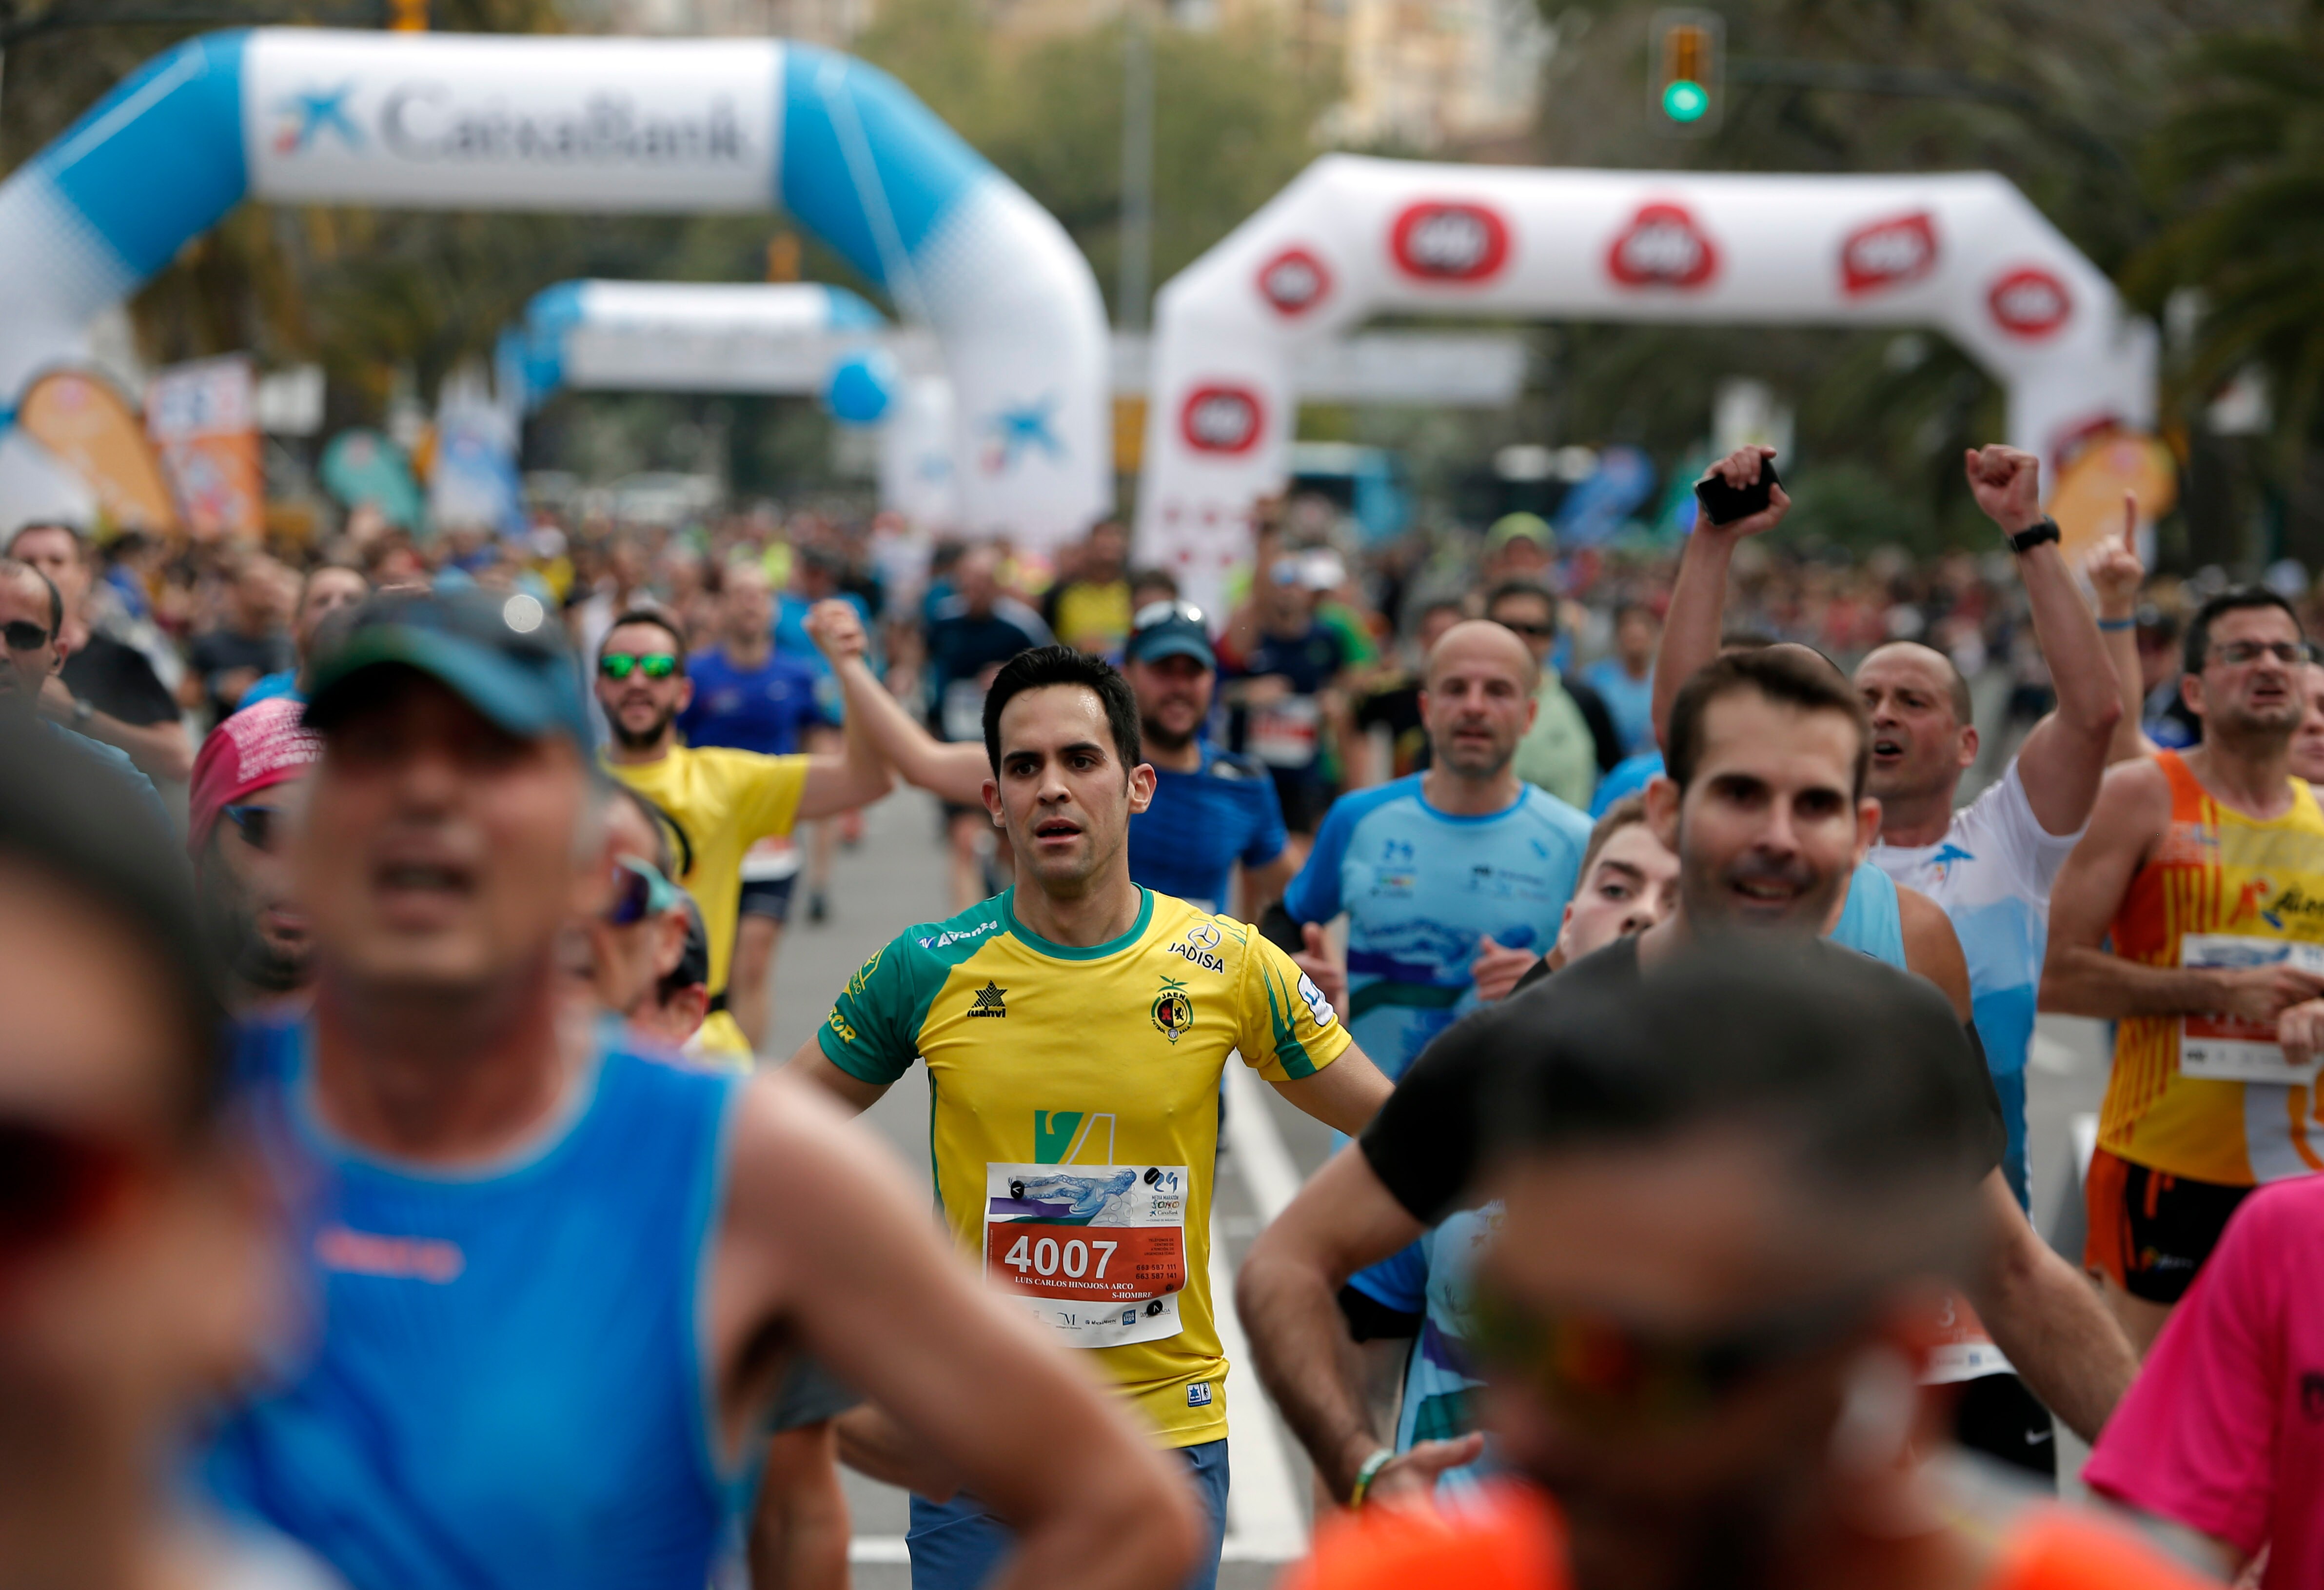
{"left": 823, "top": 350, "right": 896, "bottom": 424}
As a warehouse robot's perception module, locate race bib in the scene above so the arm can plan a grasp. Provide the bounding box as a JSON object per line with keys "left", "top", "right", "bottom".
{"left": 2180, "top": 934, "right": 2324, "bottom": 1085}
{"left": 1250, "top": 695, "right": 1320, "bottom": 768}
{"left": 1922, "top": 1291, "right": 2013, "bottom": 1385}
{"left": 984, "top": 1162, "right": 1189, "bottom": 1349}
{"left": 942, "top": 678, "right": 987, "bottom": 744}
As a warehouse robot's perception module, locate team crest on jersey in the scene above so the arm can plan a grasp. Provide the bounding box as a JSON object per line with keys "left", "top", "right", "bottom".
{"left": 1151, "top": 975, "right": 1196, "bottom": 1042}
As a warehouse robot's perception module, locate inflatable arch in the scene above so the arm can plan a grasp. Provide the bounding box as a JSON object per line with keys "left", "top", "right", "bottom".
{"left": 1136, "top": 154, "right": 2158, "bottom": 612}
{"left": 513, "top": 277, "right": 958, "bottom": 527}
{"left": 0, "top": 28, "right": 1108, "bottom": 541}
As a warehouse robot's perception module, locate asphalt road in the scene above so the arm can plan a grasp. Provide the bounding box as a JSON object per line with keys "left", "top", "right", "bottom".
{"left": 759, "top": 786, "right": 2115, "bottom": 1589}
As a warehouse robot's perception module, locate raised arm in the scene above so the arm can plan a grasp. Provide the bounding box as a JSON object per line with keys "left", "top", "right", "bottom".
{"left": 717, "top": 1074, "right": 1201, "bottom": 1590}
{"left": 806, "top": 598, "right": 987, "bottom": 805}
{"left": 1965, "top": 446, "right": 2121, "bottom": 834}
{"left": 2085, "top": 492, "right": 2160, "bottom": 765}
{"left": 1650, "top": 446, "right": 1791, "bottom": 748}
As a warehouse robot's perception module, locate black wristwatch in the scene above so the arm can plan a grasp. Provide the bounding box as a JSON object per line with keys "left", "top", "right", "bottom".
{"left": 2007, "top": 517, "right": 2062, "bottom": 555}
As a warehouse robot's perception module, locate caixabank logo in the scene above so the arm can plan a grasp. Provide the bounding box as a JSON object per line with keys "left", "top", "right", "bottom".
{"left": 1389, "top": 201, "right": 1510, "bottom": 284}
{"left": 1256, "top": 247, "right": 1332, "bottom": 316}
{"left": 1839, "top": 211, "right": 1938, "bottom": 296}
{"left": 1607, "top": 202, "right": 1718, "bottom": 289}
{"left": 1180, "top": 385, "right": 1265, "bottom": 456}
{"left": 1987, "top": 267, "right": 2073, "bottom": 338}
{"left": 269, "top": 80, "right": 752, "bottom": 169}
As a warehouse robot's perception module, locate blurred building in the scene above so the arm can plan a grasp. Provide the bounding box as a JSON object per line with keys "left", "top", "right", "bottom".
{"left": 568, "top": 0, "right": 870, "bottom": 45}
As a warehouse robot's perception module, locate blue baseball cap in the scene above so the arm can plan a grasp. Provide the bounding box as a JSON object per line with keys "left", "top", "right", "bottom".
{"left": 304, "top": 587, "right": 591, "bottom": 749}
{"left": 1124, "top": 599, "right": 1215, "bottom": 671}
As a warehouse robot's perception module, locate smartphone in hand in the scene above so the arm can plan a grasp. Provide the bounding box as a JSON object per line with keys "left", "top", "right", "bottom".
{"left": 1694, "top": 457, "right": 1782, "bottom": 527}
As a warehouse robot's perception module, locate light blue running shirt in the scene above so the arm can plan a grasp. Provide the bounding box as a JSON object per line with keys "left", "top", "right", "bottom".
{"left": 203, "top": 1018, "right": 753, "bottom": 1590}
{"left": 1281, "top": 775, "right": 1593, "bottom": 1081}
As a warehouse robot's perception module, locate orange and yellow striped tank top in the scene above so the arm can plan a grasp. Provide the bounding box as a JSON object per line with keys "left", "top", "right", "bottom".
{"left": 2102, "top": 751, "right": 2324, "bottom": 1185}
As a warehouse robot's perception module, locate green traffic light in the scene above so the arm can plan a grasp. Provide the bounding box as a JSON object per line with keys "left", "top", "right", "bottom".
{"left": 1662, "top": 79, "right": 1709, "bottom": 121}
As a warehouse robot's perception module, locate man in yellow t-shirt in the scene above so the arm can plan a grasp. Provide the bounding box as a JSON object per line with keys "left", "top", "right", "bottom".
{"left": 598, "top": 609, "right": 890, "bottom": 1061}
{"left": 789, "top": 642, "right": 1393, "bottom": 1590}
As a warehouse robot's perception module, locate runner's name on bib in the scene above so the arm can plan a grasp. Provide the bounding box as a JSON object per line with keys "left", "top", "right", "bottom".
{"left": 983, "top": 1162, "right": 1188, "bottom": 1349}
{"left": 1250, "top": 696, "right": 1320, "bottom": 768}
{"left": 2180, "top": 934, "right": 2324, "bottom": 1085}
{"left": 942, "top": 679, "right": 987, "bottom": 744}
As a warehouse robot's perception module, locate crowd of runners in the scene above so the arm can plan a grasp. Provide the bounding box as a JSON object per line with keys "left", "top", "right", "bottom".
{"left": 10, "top": 439, "right": 2324, "bottom": 1590}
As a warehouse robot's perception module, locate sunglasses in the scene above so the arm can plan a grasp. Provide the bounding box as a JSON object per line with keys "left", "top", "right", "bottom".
{"left": 0, "top": 1116, "right": 143, "bottom": 1270}
{"left": 1468, "top": 1284, "right": 1868, "bottom": 1434}
{"left": 221, "top": 803, "right": 281, "bottom": 853}
{"left": 605, "top": 855, "right": 680, "bottom": 926}
{"left": 1131, "top": 599, "right": 1207, "bottom": 632}
{"left": 2, "top": 619, "right": 51, "bottom": 652}
{"left": 598, "top": 653, "right": 680, "bottom": 681}
{"left": 1496, "top": 618, "right": 1556, "bottom": 638}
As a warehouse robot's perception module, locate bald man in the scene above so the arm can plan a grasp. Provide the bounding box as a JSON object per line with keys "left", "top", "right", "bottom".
{"left": 1656, "top": 445, "right": 2119, "bottom": 1214}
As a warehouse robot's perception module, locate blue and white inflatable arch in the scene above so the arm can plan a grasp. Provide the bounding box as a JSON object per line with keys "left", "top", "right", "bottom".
{"left": 0, "top": 29, "right": 1108, "bottom": 541}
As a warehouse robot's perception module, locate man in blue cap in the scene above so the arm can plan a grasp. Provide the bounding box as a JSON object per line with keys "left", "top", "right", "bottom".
{"left": 199, "top": 586, "right": 1202, "bottom": 1590}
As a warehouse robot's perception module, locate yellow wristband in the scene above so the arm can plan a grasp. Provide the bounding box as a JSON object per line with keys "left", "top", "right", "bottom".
{"left": 1347, "top": 1447, "right": 1395, "bottom": 1509}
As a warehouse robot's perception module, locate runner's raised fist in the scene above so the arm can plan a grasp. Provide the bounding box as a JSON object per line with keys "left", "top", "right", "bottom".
{"left": 1694, "top": 445, "right": 1790, "bottom": 539}
{"left": 1964, "top": 445, "right": 2044, "bottom": 535}
{"left": 805, "top": 597, "right": 867, "bottom": 663}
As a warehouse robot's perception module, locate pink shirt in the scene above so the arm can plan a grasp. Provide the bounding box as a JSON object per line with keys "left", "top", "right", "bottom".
{"left": 2084, "top": 1174, "right": 2324, "bottom": 1589}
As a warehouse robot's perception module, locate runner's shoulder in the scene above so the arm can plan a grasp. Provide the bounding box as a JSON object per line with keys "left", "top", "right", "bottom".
{"left": 886, "top": 895, "right": 1013, "bottom": 970}
{"left": 1144, "top": 892, "right": 1259, "bottom": 964}
{"left": 1197, "top": 746, "right": 1270, "bottom": 782}
{"left": 1513, "top": 781, "right": 1594, "bottom": 845}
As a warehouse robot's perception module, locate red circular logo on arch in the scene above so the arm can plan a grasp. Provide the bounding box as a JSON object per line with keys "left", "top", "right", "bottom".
{"left": 1607, "top": 202, "right": 1718, "bottom": 289}
{"left": 1257, "top": 248, "right": 1332, "bottom": 316}
{"left": 1180, "top": 385, "right": 1265, "bottom": 455}
{"left": 1390, "top": 201, "right": 1511, "bottom": 283}
{"left": 1988, "top": 268, "right": 2072, "bottom": 338}
{"left": 1840, "top": 211, "right": 1938, "bottom": 296}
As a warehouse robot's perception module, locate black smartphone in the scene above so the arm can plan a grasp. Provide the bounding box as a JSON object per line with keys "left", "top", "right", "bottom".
{"left": 1694, "top": 457, "right": 1782, "bottom": 526}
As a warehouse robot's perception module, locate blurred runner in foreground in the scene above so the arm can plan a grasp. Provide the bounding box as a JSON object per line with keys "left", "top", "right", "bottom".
{"left": 789, "top": 644, "right": 1393, "bottom": 1590}
{"left": 0, "top": 727, "right": 334, "bottom": 1590}
{"left": 1285, "top": 940, "right": 2216, "bottom": 1590}
{"left": 199, "top": 590, "right": 1198, "bottom": 1590}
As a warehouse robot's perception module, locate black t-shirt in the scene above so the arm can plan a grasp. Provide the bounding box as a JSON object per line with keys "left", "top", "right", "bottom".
{"left": 1356, "top": 934, "right": 2007, "bottom": 1225}
{"left": 60, "top": 634, "right": 178, "bottom": 726}
{"left": 1353, "top": 675, "right": 1430, "bottom": 778}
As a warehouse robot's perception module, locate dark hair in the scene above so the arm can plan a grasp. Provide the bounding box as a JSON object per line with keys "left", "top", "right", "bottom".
{"left": 0, "top": 720, "right": 226, "bottom": 1134}
{"left": 1717, "top": 627, "right": 1777, "bottom": 651}
{"left": 0, "top": 557, "right": 63, "bottom": 634}
{"left": 1485, "top": 938, "right": 1991, "bottom": 1239}
{"left": 2184, "top": 588, "right": 2304, "bottom": 676}
{"left": 1614, "top": 601, "right": 1658, "bottom": 627}
{"left": 600, "top": 607, "right": 689, "bottom": 669}
{"left": 1416, "top": 596, "right": 1468, "bottom": 630}
{"left": 5, "top": 520, "right": 84, "bottom": 562}
{"left": 982, "top": 645, "right": 1142, "bottom": 774}
{"left": 1577, "top": 793, "right": 1651, "bottom": 878}
{"left": 1128, "top": 566, "right": 1180, "bottom": 599}
{"left": 1666, "top": 648, "right": 1871, "bottom": 799}
{"left": 1484, "top": 579, "right": 1557, "bottom": 633}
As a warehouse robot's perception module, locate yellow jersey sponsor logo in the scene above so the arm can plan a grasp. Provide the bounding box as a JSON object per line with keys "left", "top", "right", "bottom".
{"left": 966, "top": 980, "right": 1009, "bottom": 1019}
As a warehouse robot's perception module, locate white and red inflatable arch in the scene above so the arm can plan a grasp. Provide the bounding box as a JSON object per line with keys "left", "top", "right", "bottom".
{"left": 1136, "top": 154, "right": 2156, "bottom": 615}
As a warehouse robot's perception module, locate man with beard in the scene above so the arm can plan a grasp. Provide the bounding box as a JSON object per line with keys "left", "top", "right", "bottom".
{"left": 596, "top": 609, "right": 890, "bottom": 1061}
{"left": 2045, "top": 588, "right": 2324, "bottom": 1353}
{"left": 1282, "top": 942, "right": 2210, "bottom": 1590}
{"left": 188, "top": 697, "right": 322, "bottom": 1011}
{"left": 1238, "top": 648, "right": 2136, "bottom": 1510}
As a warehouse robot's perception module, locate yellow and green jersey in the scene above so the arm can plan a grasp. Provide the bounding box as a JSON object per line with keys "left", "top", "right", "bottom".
{"left": 606, "top": 745, "right": 808, "bottom": 1061}
{"left": 819, "top": 886, "right": 1351, "bottom": 1447}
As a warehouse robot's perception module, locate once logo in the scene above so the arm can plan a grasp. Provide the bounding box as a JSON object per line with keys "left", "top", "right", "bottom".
{"left": 1988, "top": 268, "right": 2072, "bottom": 338}
{"left": 1180, "top": 385, "right": 1265, "bottom": 456}
{"left": 1257, "top": 247, "right": 1331, "bottom": 315}
{"left": 1840, "top": 211, "right": 1938, "bottom": 296}
{"left": 1607, "top": 202, "right": 1718, "bottom": 289}
{"left": 1390, "top": 201, "right": 1510, "bottom": 283}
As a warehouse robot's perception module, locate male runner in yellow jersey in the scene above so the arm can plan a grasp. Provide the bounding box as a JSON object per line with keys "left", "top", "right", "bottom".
{"left": 789, "top": 644, "right": 1395, "bottom": 1590}
{"left": 2046, "top": 587, "right": 2324, "bottom": 1352}
{"left": 597, "top": 609, "right": 890, "bottom": 1061}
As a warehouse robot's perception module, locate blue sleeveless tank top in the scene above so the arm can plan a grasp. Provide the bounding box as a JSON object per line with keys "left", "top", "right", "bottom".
{"left": 204, "top": 1019, "right": 748, "bottom": 1590}
{"left": 1831, "top": 858, "right": 1906, "bottom": 969}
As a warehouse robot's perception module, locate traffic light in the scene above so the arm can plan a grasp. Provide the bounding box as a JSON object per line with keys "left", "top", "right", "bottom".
{"left": 1651, "top": 9, "right": 1724, "bottom": 134}
{"left": 388, "top": 0, "right": 427, "bottom": 30}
